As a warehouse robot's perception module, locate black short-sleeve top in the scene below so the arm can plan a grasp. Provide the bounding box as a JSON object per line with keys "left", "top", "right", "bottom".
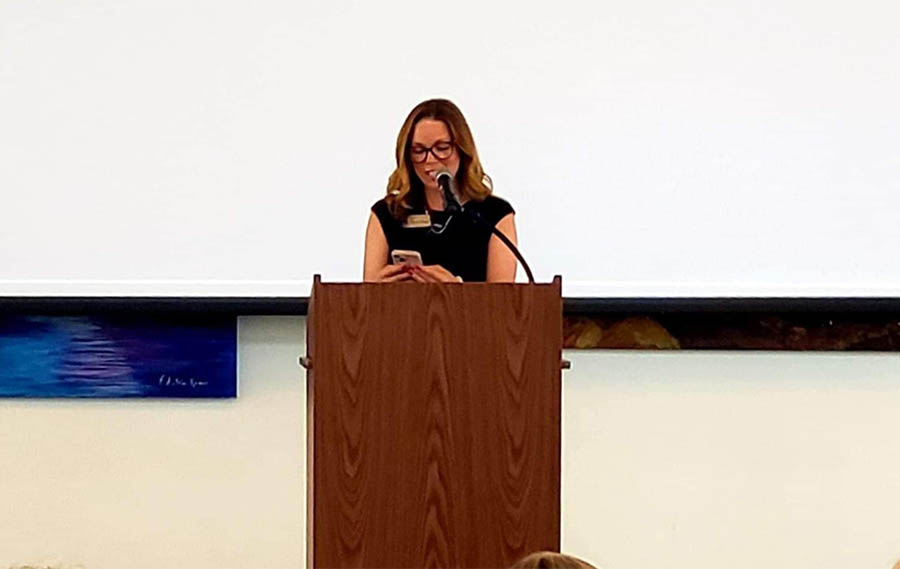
{"left": 371, "top": 196, "right": 515, "bottom": 282}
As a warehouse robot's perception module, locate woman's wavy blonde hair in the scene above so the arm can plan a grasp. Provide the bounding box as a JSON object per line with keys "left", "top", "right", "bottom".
{"left": 386, "top": 99, "right": 492, "bottom": 219}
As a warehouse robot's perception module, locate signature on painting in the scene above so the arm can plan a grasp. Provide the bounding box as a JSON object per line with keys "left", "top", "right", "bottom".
{"left": 158, "top": 374, "right": 209, "bottom": 389}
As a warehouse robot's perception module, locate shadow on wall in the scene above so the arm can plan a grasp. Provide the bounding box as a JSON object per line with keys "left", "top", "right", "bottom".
{"left": 8, "top": 566, "right": 88, "bottom": 569}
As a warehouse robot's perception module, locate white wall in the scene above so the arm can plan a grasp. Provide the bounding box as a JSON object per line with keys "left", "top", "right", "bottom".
{"left": 2, "top": 0, "right": 900, "bottom": 297}
{"left": 563, "top": 351, "right": 900, "bottom": 569}
{"left": 0, "top": 317, "right": 306, "bottom": 569}
{"left": 2, "top": 318, "right": 900, "bottom": 568}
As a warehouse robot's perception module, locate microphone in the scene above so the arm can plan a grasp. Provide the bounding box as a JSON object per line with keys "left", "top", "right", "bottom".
{"left": 433, "top": 168, "right": 535, "bottom": 283}
{"left": 435, "top": 168, "right": 461, "bottom": 214}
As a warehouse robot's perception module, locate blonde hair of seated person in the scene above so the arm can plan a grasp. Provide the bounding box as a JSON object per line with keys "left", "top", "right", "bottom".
{"left": 510, "top": 551, "right": 597, "bottom": 569}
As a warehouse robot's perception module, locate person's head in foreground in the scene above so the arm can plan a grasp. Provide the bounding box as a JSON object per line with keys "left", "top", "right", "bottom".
{"left": 510, "top": 550, "right": 597, "bottom": 569}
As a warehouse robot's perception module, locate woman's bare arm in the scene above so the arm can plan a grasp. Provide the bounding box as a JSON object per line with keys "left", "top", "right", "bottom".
{"left": 486, "top": 213, "right": 518, "bottom": 283}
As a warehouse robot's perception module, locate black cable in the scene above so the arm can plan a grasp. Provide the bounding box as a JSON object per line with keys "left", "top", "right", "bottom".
{"left": 463, "top": 208, "right": 536, "bottom": 284}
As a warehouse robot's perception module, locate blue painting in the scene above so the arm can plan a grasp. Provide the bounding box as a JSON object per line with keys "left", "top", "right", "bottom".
{"left": 0, "top": 315, "right": 236, "bottom": 398}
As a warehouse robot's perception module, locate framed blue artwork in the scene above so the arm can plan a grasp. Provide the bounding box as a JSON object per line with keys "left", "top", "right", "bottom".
{"left": 0, "top": 315, "right": 237, "bottom": 398}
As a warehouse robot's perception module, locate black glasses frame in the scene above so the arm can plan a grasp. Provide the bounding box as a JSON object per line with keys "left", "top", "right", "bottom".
{"left": 409, "top": 141, "right": 455, "bottom": 164}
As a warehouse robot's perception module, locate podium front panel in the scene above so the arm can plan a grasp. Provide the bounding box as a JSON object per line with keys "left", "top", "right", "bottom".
{"left": 307, "top": 280, "right": 562, "bottom": 569}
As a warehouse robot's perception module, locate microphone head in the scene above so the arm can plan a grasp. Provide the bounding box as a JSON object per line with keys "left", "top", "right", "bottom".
{"left": 434, "top": 167, "right": 460, "bottom": 213}
{"left": 435, "top": 168, "right": 453, "bottom": 184}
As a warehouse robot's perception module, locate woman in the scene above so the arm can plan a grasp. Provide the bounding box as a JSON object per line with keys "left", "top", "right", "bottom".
{"left": 363, "top": 99, "right": 518, "bottom": 283}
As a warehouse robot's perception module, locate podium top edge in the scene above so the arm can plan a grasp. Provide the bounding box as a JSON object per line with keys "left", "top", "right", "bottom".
{"left": 3, "top": 293, "right": 900, "bottom": 315}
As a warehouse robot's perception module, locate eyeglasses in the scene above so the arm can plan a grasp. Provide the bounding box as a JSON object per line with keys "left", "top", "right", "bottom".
{"left": 409, "top": 141, "right": 454, "bottom": 164}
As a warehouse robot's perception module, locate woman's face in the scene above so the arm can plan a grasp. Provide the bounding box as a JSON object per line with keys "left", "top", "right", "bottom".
{"left": 409, "top": 119, "right": 460, "bottom": 192}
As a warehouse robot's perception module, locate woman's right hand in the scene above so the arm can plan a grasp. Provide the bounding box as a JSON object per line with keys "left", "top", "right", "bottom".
{"left": 371, "top": 263, "right": 413, "bottom": 283}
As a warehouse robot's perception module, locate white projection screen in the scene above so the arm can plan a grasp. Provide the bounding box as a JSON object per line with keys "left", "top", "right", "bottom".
{"left": 2, "top": 1, "right": 898, "bottom": 297}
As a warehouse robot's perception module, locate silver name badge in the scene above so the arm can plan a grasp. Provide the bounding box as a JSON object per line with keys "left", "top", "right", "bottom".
{"left": 403, "top": 213, "right": 432, "bottom": 228}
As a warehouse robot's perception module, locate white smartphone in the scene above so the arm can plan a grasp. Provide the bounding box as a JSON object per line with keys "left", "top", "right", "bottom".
{"left": 391, "top": 249, "right": 423, "bottom": 266}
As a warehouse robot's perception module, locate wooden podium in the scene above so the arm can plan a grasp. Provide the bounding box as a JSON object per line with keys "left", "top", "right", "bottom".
{"left": 305, "top": 276, "right": 563, "bottom": 568}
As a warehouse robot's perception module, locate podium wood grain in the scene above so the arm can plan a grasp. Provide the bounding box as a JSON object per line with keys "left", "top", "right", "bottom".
{"left": 308, "top": 279, "right": 562, "bottom": 569}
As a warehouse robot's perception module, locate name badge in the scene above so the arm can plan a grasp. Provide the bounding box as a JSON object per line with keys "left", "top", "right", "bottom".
{"left": 403, "top": 213, "right": 432, "bottom": 228}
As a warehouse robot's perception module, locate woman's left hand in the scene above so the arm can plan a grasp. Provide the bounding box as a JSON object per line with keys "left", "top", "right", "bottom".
{"left": 408, "top": 264, "right": 461, "bottom": 283}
